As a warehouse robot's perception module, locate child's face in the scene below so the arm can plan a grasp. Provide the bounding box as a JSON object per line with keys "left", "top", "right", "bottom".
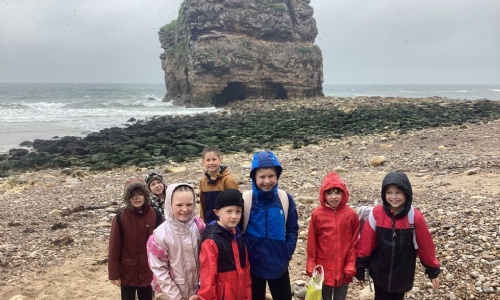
{"left": 385, "top": 185, "right": 406, "bottom": 212}
{"left": 255, "top": 168, "right": 277, "bottom": 191}
{"left": 171, "top": 190, "right": 195, "bottom": 222}
{"left": 324, "top": 188, "right": 343, "bottom": 208}
{"left": 202, "top": 151, "right": 221, "bottom": 174}
{"left": 215, "top": 205, "right": 242, "bottom": 230}
{"left": 149, "top": 179, "right": 165, "bottom": 196}
{"left": 130, "top": 192, "right": 145, "bottom": 209}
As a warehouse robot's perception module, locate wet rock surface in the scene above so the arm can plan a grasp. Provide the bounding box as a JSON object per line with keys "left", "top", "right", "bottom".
{"left": 2, "top": 96, "right": 500, "bottom": 178}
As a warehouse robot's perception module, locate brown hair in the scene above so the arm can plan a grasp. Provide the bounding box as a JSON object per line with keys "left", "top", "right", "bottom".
{"left": 172, "top": 184, "right": 195, "bottom": 201}
{"left": 201, "top": 146, "right": 221, "bottom": 159}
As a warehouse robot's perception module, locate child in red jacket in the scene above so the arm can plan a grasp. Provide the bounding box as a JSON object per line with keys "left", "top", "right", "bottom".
{"left": 198, "top": 189, "right": 251, "bottom": 300}
{"left": 306, "top": 172, "right": 359, "bottom": 300}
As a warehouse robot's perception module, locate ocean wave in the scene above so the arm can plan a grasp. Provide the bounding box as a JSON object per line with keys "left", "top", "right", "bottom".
{"left": 487, "top": 89, "right": 500, "bottom": 93}
{"left": 455, "top": 90, "right": 469, "bottom": 93}
{"left": 0, "top": 103, "right": 29, "bottom": 109}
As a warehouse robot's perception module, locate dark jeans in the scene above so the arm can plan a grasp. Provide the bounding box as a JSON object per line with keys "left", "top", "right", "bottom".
{"left": 322, "top": 283, "right": 349, "bottom": 300}
{"left": 120, "top": 285, "right": 153, "bottom": 300}
{"left": 251, "top": 270, "right": 292, "bottom": 300}
{"left": 374, "top": 284, "right": 405, "bottom": 300}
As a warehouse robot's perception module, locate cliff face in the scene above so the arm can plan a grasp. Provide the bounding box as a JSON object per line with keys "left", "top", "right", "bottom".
{"left": 159, "top": 0, "right": 324, "bottom": 107}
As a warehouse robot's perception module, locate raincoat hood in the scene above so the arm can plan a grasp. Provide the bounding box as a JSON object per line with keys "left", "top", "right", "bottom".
{"left": 163, "top": 183, "right": 197, "bottom": 225}
{"left": 249, "top": 151, "right": 283, "bottom": 182}
{"left": 123, "top": 178, "right": 151, "bottom": 209}
{"left": 319, "top": 172, "right": 350, "bottom": 209}
{"left": 381, "top": 172, "right": 413, "bottom": 217}
{"left": 249, "top": 151, "right": 283, "bottom": 195}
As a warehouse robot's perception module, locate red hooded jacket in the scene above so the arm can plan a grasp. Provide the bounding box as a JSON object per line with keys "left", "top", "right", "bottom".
{"left": 306, "top": 172, "right": 360, "bottom": 287}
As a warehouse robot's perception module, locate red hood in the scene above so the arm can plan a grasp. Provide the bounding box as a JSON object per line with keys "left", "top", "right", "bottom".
{"left": 319, "top": 172, "right": 349, "bottom": 208}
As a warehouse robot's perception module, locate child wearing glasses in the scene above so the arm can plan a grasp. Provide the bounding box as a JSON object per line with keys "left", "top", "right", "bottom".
{"left": 108, "top": 178, "right": 160, "bottom": 300}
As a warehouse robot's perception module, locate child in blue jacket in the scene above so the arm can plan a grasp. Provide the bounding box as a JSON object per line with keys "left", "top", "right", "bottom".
{"left": 243, "top": 151, "right": 299, "bottom": 300}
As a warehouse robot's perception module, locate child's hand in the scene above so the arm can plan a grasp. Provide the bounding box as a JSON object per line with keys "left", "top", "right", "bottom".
{"left": 431, "top": 277, "right": 440, "bottom": 289}
{"left": 188, "top": 295, "right": 199, "bottom": 300}
{"left": 354, "top": 277, "right": 364, "bottom": 286}
{"left": 110, "top": 279, "right": 120, "bottom": 286}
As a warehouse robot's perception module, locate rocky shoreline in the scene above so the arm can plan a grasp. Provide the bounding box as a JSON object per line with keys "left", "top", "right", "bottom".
{"left": 1, "top": 96, "right": 500, "bottom": 178}
{"left": 1, "top": 96, "right": 500, "bottom": 299}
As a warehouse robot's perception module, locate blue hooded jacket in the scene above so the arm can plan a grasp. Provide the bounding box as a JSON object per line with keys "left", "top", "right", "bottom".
{"left": 245, "top": 151, "right": 299, "bottom": 279}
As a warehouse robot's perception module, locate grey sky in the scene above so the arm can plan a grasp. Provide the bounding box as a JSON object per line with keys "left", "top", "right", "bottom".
{"left": 1, "top": 0, "right": 499, "bottom": 84}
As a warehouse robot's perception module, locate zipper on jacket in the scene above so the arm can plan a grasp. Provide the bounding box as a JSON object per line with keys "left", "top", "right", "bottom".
{"left": 388, "top": 210, "right": 396, "bottom": 292}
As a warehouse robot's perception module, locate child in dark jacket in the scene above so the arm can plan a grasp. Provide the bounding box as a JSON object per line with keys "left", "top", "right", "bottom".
{"left": 199, "top": 146, "right": 239, "bottom": 224}
{"left": 198, "top": 189, "right": 251, "bottom": 300}
{"left": 243, "top": 151, "right": 299, "bottom": 300}
{"left": 356, "top": 172, "right": 440, "bottom": 300}
{"left": 108, "top": 178, "right": 158, "bottom": 300}
{"left": 307, "top": 172, "right": 359, "bottom": 300}
{"left": 144, "top": 170, "right": 167, "bottom": 214}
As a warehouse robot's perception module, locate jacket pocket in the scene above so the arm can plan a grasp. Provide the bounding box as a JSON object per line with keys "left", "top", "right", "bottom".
{"left": 120, "top": 258, "right": 138, "bottom": 281}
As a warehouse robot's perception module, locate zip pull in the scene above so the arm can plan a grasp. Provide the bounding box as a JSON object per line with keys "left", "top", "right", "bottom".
{"left": 390, "top": 209, "right": 397, "bottom": 238}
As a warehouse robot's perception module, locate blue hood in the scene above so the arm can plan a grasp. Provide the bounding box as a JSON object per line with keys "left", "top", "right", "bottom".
{"left": 250, "top": 151, "right": 283, "bottom": 182}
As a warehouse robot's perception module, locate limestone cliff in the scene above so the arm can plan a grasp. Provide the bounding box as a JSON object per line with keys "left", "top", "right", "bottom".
{"left": 159, "top": 0, "right": 324, "bottom": 107}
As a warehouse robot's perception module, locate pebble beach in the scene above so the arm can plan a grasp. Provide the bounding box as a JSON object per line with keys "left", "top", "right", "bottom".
{"left": 1, "top": 96, "right": 499, "bottom": 299}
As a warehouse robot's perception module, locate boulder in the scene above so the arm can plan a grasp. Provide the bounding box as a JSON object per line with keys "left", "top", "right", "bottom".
{"left": 159, "top": 0, "right": 324, "bottom": 107}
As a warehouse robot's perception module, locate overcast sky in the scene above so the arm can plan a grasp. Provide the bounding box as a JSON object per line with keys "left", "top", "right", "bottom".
{"left": 1, "top": 0, "right": 499, "bottom": 84}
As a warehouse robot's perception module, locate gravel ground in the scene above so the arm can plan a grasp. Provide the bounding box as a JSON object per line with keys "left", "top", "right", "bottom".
{"left": 0, "top": 99, "right": 499, "bottom": 299}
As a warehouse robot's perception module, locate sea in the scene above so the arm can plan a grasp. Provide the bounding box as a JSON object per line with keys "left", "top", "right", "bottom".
{"left": 1, "top": 83, "right": 499, "bottom": 154}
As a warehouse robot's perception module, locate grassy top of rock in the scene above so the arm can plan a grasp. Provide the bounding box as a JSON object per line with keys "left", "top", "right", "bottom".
{"left": 1, "top": 96, "right": 499, "bottom": 177}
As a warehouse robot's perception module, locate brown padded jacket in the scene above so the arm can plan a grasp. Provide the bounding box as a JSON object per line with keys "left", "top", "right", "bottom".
{"left": 199, "top": 166, "right": 239, "bottom": 223}
{"left": 108, "top": 179, "right": 158, "bottom": 286}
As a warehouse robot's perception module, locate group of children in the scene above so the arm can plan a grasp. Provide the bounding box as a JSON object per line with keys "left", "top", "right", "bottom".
{"left": 108, "top": 147, "right": 441, "bottom": 300}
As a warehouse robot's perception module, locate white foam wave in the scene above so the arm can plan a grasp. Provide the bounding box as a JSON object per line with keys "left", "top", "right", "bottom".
{"left": 487, "top": 89, "right": 500, "bottom": 93}
{"left": 27, "top": 102, "right": 67, "bottom": 110}
{"left": 455, "top": 90, "right": 469, "bottom": 93}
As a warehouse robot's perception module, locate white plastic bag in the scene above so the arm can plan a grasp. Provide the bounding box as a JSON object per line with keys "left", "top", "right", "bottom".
{"left": 305, "top": 265, "right": 324, "bottom": 300}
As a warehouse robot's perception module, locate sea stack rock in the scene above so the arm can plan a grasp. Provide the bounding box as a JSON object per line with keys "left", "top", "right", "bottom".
{"left": 159, "top": 0, "right": 324, "bottom": 107}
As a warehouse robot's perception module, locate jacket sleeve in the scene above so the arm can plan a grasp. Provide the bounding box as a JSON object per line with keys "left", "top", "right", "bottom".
{"left": 285, "top": 193, "right": 299, "bottom": 261}
{"left": 343, "top": 213, "right": 360, "bottom": 277}
{"left": 356, "top": 210, "right": 376, "bottom": 280}
{"left": 414, "top": 210, "right": 441, "bottom": 279}
{"left": 223, "top": 175, "right": 240, "bottom": 190}
{"left": 197, "top": 239, "right": 218, "bottom": 300}
{"left": 198, "top": 179, "right": 206, "bottom": 220}
{"left": 146, "top": 234, "right": 182, "bottom": 300}
{"left": 306, "top": 211, "right": 317, "bottom": 276}
{"left": 108, "top": 217, "right": 121, "bottom": 280}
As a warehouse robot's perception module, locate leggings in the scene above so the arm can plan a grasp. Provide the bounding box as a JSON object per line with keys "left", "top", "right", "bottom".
{"left": 120, "top": 284, "right": 153, "bottom": 300}
{"left": 251, "top": 270, "right": 292, "bottom": 300}
{"left": 322, "top": 283, "right": 349, "bottom": 300}
{"left": 374, "top": 284, "right": 405, "bottom": 300}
